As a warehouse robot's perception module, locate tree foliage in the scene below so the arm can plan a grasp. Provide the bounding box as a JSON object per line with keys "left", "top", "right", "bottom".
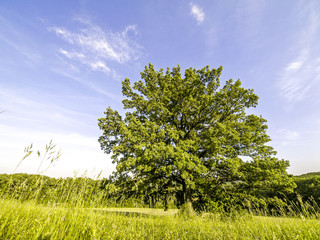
{"left": 293, "top": 176, "right": 320, "bottom": 205}
{"left": 98, "top": 64, "right": 295, "bottom": 211}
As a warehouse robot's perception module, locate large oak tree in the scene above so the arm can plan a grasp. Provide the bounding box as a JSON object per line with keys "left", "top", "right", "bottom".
{"left": 98, "top": 64, "right": 294, "bottom": 211}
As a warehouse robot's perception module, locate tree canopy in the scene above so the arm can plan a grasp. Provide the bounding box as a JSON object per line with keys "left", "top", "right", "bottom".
{"left": 98, "top": 64, "right": 295, "bottom": 212}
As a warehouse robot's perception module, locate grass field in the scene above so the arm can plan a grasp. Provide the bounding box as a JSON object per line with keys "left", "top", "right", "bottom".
{"left": 2, "top": 143, "right": 320, "bottom": 239}
{"left": 1, "top": 198, "right": 320, "bottom": 240}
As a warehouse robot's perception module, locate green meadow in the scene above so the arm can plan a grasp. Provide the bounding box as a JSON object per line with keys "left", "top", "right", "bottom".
{"left": 1, "top": 172, "right": 320, "bottom": 240}
{"left": 1, "top": 148, "right": 320, "bottom": 240}
{"left": 1, "top": 197, "right": 320, "bottom": 240}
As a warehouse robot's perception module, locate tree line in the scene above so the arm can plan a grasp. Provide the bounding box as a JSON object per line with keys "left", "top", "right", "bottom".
{"left": 0, "top": 172, "right": 319, "bottom": 214}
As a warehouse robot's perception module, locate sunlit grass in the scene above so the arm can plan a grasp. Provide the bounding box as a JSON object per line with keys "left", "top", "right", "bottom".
{"left": 1, "top": 198, "right": 320, "bottom": 239}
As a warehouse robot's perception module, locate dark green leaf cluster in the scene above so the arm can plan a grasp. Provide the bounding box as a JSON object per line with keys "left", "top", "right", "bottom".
{"left": 293, "top": 175, "right": 320, "bottom": 205}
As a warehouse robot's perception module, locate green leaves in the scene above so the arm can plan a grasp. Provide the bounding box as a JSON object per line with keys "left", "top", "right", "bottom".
{"left": 98, "top": 63, "right": 294, "bottom": 210}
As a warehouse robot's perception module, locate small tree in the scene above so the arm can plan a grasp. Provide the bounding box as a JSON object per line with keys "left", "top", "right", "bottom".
{"left": 98, "top": 64, "right": 294, "bottom": 212}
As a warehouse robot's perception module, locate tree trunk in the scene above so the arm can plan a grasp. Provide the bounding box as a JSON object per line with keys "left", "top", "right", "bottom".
{"left": 182, "top": 181, "right": 195, "bottom": 215}
{"left": 164, "top": 194, "right": 168, "bottom": 211}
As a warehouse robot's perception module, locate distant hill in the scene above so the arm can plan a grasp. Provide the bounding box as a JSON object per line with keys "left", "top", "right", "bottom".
{"left": 295, "top": 172, "right": 320, "bottom": 179}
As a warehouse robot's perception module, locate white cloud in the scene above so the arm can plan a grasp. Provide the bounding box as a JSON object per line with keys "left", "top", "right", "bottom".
{"left": 90, "top": 61, "right": 111, "bottom": 73}
{"left": 50, "top": 24, "right": 140, "bottom": 63}
{"left": 59, "top": 49, "right": 85, "bottom": 60}
{"left": 286, "top": 61, "right": 303, "bottom": 71}
{"left": 190, "top": 3, "right": 205, "bottom": 24}
{"left": 59, "top": 49, "right": 111, "bottom": 73}
{"left": 277, "top": 51, "right": 320, "bottom": 109}
{"left": 276, "top": 4, "right": 320, "bottom": 110}
{"left": 48, "top": 19, "right": 141, "bottom": 75}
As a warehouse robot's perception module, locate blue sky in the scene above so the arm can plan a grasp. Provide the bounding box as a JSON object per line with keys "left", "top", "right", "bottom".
{"left": 1, "top": 0, "right": 320, "bottom": 178}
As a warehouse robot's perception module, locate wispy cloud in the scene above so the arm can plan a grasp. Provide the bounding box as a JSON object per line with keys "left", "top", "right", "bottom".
{"left": 48, "top": 19, "right": 141, "bottom": 75}
{"left": 286, "top": 61, "right": 303, "bottom": 71}
{"left": 90, "top": 61, "right": 111, "bottom": 74}
{"left": 277, "top": 51, "right": 320, "bottom": 110}
{"left": 276, "top": 4, "right": 320, "bottom": 110}
{"left": 190, "top": 3, "right": 205, "bottom": 24}
{"left": 59, "top": 49, "right": 86, "bottom": 60}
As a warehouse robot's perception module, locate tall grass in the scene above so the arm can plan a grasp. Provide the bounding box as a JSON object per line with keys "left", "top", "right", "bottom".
{"left": 1, "top": 197, "right": 320, "bottom": 239}
{"left": 1, "top": 142, "right": 320, "bottom": 239}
